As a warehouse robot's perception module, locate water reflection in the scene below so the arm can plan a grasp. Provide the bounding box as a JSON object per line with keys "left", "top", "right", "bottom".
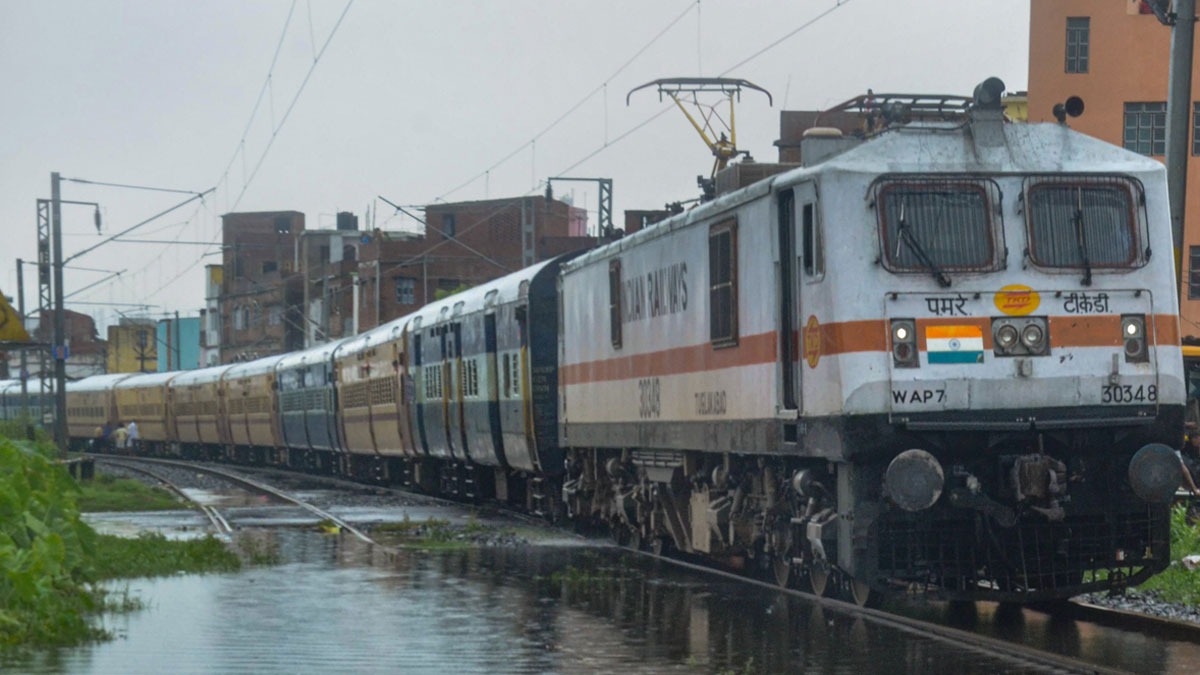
{"left": 4, "top": 529, "right": 1199, "bottom": 674}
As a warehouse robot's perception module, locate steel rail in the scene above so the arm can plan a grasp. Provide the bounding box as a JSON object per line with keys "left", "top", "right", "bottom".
{"left": 98, "top": 456, "right": 377, "bottom": 545}
{"left": 625, "top": 545, "right": 1129, "bottom": 675}
{"left": 96, "top": 458, "right": 233, "bottom": 536}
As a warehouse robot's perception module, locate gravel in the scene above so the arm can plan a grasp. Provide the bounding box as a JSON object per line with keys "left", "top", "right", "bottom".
{"left": 1076, "top": 587, "right": 1200, "bottom": 625}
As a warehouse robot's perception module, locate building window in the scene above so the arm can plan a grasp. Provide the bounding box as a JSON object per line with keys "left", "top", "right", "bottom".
{"left": 709, "top": 220, "right": 738, "bottom": 347}
{"left": 268, "top": 306, "right": 283, "bottom": 326}
{"left": 395, "top": 277, "right": 415, "bottom": 304}
{"left": 1193, "top": 102, "right": 1200, "bottom": 156}
{"left": 1190, "top": 247, "right": 1200, "bottom": 299}
{"left": 233, "top": 305, "right": 246, "bottom": 330}
{"left": 1124, "top": 102, "right": 1167, "bottom": 156}
{"left": 608, "top": 260, "right": 622, "bottom": 349}
{"left": 442, "top": 213, "right": 456, "bottom": 239}
{"left": 274, "top": 215, "right": 292, "bottom": 234}
{"left": 1065, "top": 17, "right": 1089, "bottom": 74}
{"left": 262, "top": 260, "right": 277, "bottom": 275}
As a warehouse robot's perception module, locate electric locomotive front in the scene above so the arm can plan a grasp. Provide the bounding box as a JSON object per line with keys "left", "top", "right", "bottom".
{"left": 559, "top": 80, "right": 1185, "bottom": 604}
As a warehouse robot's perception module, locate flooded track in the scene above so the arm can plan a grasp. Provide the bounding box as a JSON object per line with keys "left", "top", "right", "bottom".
{"left": 6, "top": 459, "right": 1198, "bottom": 674}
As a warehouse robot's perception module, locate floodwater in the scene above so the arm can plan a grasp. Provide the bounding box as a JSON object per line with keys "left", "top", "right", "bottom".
{"left": 5, "top": 508, "right": 1200, "bottom": 673}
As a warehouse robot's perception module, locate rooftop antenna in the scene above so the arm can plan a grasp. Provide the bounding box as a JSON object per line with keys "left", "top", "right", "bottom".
{"left": 627, "top": 77, "right": 773, "bottom": 181}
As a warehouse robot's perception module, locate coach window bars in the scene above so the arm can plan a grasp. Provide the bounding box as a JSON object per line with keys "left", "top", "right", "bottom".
{"left": 1022, "top": 175, "right": 1145, "bottom": 280}
{"left": 709, "top": 219, "right": 739, "bottom": 347}
{"left": 873, "top": 176, "right": 1002, "bottom": 282}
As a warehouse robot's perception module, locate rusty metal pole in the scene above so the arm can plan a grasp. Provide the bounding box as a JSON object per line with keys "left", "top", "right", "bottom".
{"left": 1166, "top": 0, "right": 1196, "bottom": 287}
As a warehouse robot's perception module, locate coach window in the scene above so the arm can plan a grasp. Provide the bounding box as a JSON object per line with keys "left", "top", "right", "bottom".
{"left": 709, "top": 220, "right": 739, "bottom": 347}
{"left": 609, "top": 259, "right": 622, "bottom": 349}
{"left": 1024, "top": 177, "right": 1142, "bottom": 270}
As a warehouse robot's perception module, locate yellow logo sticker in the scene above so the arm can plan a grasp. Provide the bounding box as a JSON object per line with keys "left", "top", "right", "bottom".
{"left": 803, "top": 315, "right": 821, "bottom": 369}
{"left": 994, "top": 284, "right": 1039, "bottom": 316}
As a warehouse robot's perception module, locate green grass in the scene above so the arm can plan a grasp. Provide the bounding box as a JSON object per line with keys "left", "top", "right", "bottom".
{"left": 1136, "top": 505, "right": 1200, "bottom": 604}
{"left": 373, "top": 515, "right": 471, "bottom": 550}
{"left": 88, "top": 533, "right": 241, "bottom": 580}
{"left": 0, "top": 433, "right": 269, "bottom": 648}
{"left": 76, "top": 473, "right": 185, "bottom": 513}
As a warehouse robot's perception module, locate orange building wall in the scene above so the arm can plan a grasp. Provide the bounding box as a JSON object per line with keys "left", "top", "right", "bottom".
{"left": 1029, "top": 0, "right": 1200, "bottom": 337}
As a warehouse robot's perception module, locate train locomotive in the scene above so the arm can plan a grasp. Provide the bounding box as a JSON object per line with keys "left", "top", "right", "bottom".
{"left": 60, "top": 78, "right": 1186, "bottom": 605}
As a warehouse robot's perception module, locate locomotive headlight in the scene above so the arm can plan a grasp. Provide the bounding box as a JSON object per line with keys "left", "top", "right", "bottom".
{"left": 1020, "top": 323, "right": 1044, "bottom": 348}
{"left": 996, "top": 324, "right": 1019, "bottom": 351}
{"left": 890, "top": 318, "right": 919, "bottom": 369}
{"left": 1122, "top": 314, "right": 1148, "bottom": 363}
{"left": 1122, "top": 317, "right": 1143, "bottom": 338}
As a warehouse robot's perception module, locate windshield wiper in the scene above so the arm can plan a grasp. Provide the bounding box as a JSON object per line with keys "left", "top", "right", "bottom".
{"left": 1072, "top": 188, "right": 1093, "bottom": 286}
{"left": 896, "top": 200, "right": 951, "bottom": 287}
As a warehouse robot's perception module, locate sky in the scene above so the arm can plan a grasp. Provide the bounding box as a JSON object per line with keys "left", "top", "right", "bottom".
{"left": 0, "top": 0, "right": 1031, "bottom": 332}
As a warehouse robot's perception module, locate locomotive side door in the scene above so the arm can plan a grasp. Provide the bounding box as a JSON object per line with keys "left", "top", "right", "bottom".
{"left": 778, "top": 182, "right": 820, "bottom": 416}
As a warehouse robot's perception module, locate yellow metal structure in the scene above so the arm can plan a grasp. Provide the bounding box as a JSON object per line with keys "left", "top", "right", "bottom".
{"left": 627, "top": 78, "right": 772, "bottom": 178}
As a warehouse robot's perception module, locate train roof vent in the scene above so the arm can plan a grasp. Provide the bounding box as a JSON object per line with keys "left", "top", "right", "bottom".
{"left": 799, "top": 127, "right": 861, "bottom": 167}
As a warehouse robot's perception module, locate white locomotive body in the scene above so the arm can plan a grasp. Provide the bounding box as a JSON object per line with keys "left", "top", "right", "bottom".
{"left": 559, "top": 83, "right": 1185, "bottom": 602}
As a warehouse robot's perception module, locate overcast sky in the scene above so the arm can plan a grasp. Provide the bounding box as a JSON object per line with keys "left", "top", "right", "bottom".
{"left": 0, "top": 0, "right": 1030, "bottom": 331}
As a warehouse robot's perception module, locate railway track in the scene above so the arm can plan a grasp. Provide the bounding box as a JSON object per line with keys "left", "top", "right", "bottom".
{"left": 89, "top": 455, "right": 1200, "bottom": 672}
{"left": 93, "top": 455, "right": 378, "bottom": 546}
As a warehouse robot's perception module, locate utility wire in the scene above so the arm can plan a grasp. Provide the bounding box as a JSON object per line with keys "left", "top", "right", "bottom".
{"left": 229, "top": 0, "right": 355, "bottom": 211}
{"left": 434, "top": 0, "right": 697, "bottom": 203}
{"left": 138, "top": 0, "right": 354, "bottom": 303}
{"left": 719, "top": 0, "right": 854, "bottom": 75}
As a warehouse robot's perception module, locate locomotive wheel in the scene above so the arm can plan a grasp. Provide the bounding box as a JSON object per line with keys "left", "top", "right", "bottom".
{"left": 627, "top": 528, "right": 643, "bottom": 551}
{"left": 772, "top": 556, "right": 792, "bottom": 588}
{"left": 610, "top": 522, "right": 630, "bottom": 547}
{"left": 809, "top": 568, "right": 830, "bottom": 597}
{"left": 850, "top": 577, "right": 879, "bottom": 608}
{"left": 650, "top": 536, "right": 670, "bottom": 557}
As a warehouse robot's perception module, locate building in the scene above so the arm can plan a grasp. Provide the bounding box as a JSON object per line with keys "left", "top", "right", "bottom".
{"left": 218, "top": 211, "right": 306, "bottom": 362}
{"left": 12, "top": 309, "right": 107, "bottom": 380}
{"left": 157, "top": 316, "right": 201, "bottom": 371}
{"left": 300, "top": 212, "right": 363, "bottom": 346}
{"left": 107, "top": 319, "right": 157, "bottom": 373}
{"left": 351, "top": 196, "right": 595, "bottom": 332}
{"left": 199, "top": 265, "right": 222, "bottom": 367}
{"left": 1028, "top": 0, "right": 1200, "bottom": 333}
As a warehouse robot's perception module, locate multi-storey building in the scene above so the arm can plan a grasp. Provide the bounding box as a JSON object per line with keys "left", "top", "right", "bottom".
{"left": 353, "top": 196, "right": 595, "bottom": 330}
{"left": 1029, "top": 0, "right": 1200, "bottom": 334}
{"left": 218, "top": 211, "right": 305, "bottom": 362}
{"left": 106, "top": 318, "right": 157, "bottom": 373}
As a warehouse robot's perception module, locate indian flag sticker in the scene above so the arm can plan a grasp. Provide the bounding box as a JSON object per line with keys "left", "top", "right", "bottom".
{"left": 926, "top": 325, "right": 984, "bottom": 364}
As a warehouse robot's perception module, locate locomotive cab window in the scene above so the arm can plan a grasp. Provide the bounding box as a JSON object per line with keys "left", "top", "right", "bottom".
{"left": 609, "top": 259, "right": 622, "bottom": 349}
{"left": 876, "top": 178, "right": 999, "bottom": 276}
{"left": 1024, "top": 176, "right": 1143, "bottom": 270}
{"left": 709, "top": 219, "right": 738, "bottom": 347}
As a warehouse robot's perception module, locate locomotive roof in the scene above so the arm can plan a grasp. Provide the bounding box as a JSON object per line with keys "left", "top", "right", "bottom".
{"left": 804, "top": 119, "right": 1166, "bottom": 177}
{"left": 113, "top": 371, "right": 180, "bottom": 389}
{"left": 67, "top": 372, "right": 136, "bottom": 393}
{"left": 564, "top": 119, "right": 1165, "bottom": 274}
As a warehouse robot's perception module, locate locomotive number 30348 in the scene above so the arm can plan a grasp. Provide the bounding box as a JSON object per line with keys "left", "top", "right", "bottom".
{"left": 638, "top": 378, "right": 661, "bottom": 418}
{"left": 1100, "top": 383, "right": 1157, "bottom": 404}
